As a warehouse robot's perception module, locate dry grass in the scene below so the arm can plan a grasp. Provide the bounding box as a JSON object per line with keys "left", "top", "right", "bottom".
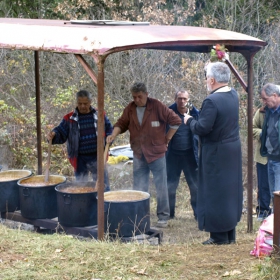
{"left": 0, "top": 220, "right": 277, "bottom": 280}
{"left": 0, "top": 162, "right": 279, "bottom": 279}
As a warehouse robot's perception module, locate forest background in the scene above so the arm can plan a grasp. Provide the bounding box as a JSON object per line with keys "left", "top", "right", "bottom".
{"left": 0, "top": 0, "right": 280, "bottom": 177}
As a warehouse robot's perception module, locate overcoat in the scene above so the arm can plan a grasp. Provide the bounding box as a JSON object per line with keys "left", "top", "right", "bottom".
{"left": 189, "top": 86, "right": 243, "bottom": 232}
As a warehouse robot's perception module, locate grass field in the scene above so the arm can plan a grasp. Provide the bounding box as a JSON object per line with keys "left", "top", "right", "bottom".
{"left": 0, "top": 163, "right": 279, "bottom": 279}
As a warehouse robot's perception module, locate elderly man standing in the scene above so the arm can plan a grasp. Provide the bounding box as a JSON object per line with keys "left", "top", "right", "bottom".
{"left": 47, "top": 89, "right": 113, "bottom": 190}
{"left": 260, "top": 83, "right": 280, "bottom": 209}
{"left": 184, "top": 62, "right": 243, "bottom": 245}
{"left": 107, "top": 82, "right": 181, "bottom": 227}
{"left": 166, "top": 90, "right": 199, "bottom": 220}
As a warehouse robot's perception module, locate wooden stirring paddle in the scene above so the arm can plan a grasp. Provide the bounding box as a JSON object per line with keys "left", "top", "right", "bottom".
{"left": 95, "top": 142, "right": 110, "bottom": 189}
{"left": 44, "top": 140, "right": 52, "bottom": 182}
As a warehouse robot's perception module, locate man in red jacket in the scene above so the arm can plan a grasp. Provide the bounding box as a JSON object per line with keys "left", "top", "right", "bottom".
{"left": 47, "top": 90, "right": 113, "bottom": 191}
{"left": 107, "top": 82, "right": 181, "bottom": 227}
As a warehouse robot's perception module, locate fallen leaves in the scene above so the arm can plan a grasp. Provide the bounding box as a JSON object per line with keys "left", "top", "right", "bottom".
{"left": 130, "top": 265, "right": 148, "bottom": 276}
{"left": 222, "top": 269, "right": 242, "bottom": 277}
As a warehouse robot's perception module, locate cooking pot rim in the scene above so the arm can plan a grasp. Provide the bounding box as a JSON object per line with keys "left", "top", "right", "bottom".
{"left": 104, "top": 189, "right": 150, "bottom": 202}
{"left": 55, "top": 182, "right": 97, "bottom": 194}
{"left": 0, "top": 169, "right": 32, "bottom": 182}
{"left": 17, "top": 175, "right": 66, "bottom": 187}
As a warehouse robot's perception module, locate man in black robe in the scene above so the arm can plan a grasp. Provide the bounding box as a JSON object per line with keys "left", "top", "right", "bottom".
{"left": 184, "top": 62, "right": 243, "bottom": 245}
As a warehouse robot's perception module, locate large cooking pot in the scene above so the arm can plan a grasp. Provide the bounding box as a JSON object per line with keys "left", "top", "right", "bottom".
{"left": 18, "top": 175, "right": 66, "bottom": 219}
{"left": 55, "top": 182, "right": 98, "bottom": 227}
{"left": 0, "top": 169, "right": 32, "bottom": 212}
{"left": 104, "top": 190, "right": 150, "bottom": 237}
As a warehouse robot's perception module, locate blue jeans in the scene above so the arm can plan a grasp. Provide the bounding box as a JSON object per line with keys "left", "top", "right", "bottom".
{"left": 166, "top": 148, "right": 198, "bottom": 218}
{"left": 75, "top": 154, "right": 110, "bottom": 191}
{"left": 256, "top": 163, "right": 271, "bottom": 217}
{"left": 268, "top": 159, "right": 280, "bottom": 206}
{"left": 133, "top": 154, "right": 170, "bottom": 220}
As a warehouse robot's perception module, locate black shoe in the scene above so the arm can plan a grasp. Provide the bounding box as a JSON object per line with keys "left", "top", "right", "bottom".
{"left": 202, "top": 238, "right": 229, "bottom": 245}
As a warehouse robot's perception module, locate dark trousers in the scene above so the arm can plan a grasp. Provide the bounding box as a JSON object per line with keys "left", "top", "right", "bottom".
{"left": 210, "top": 228, "right": 236, "bottom": 242}
{"left": 166, "top": 148, "right": 198, "bottom": 218}
{"left": 256, "top": 162, "right": 271, "bottom": 216}
{"left": 75, "top": 154, "right": 110, "bottom": 191}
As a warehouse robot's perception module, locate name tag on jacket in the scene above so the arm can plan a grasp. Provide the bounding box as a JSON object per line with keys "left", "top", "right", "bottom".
{"left": 151, "top": 121, "right": 160, "bottom": 127}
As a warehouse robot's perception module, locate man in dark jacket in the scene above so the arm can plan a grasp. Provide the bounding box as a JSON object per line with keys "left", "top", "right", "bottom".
{"left": 47, "top": 90, "right": 113, "bottom": 190}
{"left": 184, "top": 62, "right": 243, "bottom": 245}
{"left": 260, "top": 83, "right": 280, "bottom": 207}
{"left": 107, "top": 82, "right": 181, "bottom": 227}
{"left": 166, "top": 90, "right": 199, "bottom": 220}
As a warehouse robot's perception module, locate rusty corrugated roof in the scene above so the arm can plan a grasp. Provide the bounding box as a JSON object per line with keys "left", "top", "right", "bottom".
{"left": 0, "top": 18, "right": 267, "bottom": 56}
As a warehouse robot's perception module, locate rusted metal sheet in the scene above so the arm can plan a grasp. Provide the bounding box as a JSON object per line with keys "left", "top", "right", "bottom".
{"left": 0, "top": 18, "right": 266, "bottom": 55}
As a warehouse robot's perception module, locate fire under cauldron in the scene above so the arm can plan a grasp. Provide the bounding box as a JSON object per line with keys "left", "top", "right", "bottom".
{"left": 104, "top": 190, "right": 150, "bottom": 237}
{"left": 0, "top": 169, "right": 32, "bottom": 212}
{"left": 18, "top": 175, "right": 66, "bottom": 219}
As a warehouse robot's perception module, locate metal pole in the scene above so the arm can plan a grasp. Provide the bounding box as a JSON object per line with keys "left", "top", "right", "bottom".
{"left": 96, "top": 56, "right": 106, "bottom": 240}
{"left": 246, "top": 53, "right": 255, "bottom": 232}
{"left": 35, "top": 51, "right": 42, "bottom": 175}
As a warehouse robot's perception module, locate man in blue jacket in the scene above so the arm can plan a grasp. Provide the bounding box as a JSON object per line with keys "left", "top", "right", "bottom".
{"left": 47, "top": 89, "right": 113, "bottom": 190}
{"left": 166, "top": 90, "right": 199, "bottom": 220}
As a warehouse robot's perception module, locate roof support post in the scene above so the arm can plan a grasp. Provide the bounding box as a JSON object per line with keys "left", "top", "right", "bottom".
{"left": 76, "top": 53, "right": 107, "bottom": 240}
{"left": 95, "top": 55, "right": 106, "bottom": 240}
{"left": 245, "top": 52, "right": 256, "bottom": 233}
{"left": 35, "top": 51, "right": 42, "bottom": 174}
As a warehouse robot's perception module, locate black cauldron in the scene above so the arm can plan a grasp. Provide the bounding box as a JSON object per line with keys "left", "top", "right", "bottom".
{"left": 104, "top": 190, "right": 150, "bottom": 237}
{"left": 18, "top": 175, "right": 66, "bottom": 219}
{"left": 0, "top": 169, "right": 32, "bottom": 212}
{"left": 55, "top": 182, "right": 98, "bottom": 227}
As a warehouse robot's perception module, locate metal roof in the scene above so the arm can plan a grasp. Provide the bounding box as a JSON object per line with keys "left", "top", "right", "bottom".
{"left": 0, "top": 18, "right": 267, "bottom": 56}
{"left": 0, "top": 17, "right": 267, "bottom": 236}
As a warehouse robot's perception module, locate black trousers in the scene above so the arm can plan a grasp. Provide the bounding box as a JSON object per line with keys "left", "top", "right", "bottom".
{"left": 166, "top": 148, "right": 198, "bottom": 218}
{"left": 210, "top": 228, "right": 236, "bottom": 242}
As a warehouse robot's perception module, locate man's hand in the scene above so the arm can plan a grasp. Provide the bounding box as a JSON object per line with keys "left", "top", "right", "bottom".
{"left": 107, "top": 127, "right": 121, "bottom": 144}
{"left": 184, "top": 113, "right": 192, "bottom": 124}
{"left": 47, "top": 131, "right": 55, "bottom": 142}
{"left": 165, "top": 136, "right": 171, "bottom": 147}
{"left": 106, "top": 135, "right": 115, "bottom": 144}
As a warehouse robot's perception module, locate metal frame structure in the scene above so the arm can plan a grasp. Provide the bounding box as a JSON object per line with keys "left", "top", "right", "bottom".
{"left": 0, "top": 18, "right": 267, "bottom": 240}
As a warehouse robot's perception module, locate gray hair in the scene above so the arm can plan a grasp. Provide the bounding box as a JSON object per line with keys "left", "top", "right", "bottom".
{"left": 206, "top": 62, "right": 231, "bottom": 83}
{"left": 76, "top": 90, "right": 92, "bottom": 101}
{"left": 262, "top": 83, "right": 280, "bottom": 97}
{"left": 130, "top": 82, "right": 147, "bottom": 93}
